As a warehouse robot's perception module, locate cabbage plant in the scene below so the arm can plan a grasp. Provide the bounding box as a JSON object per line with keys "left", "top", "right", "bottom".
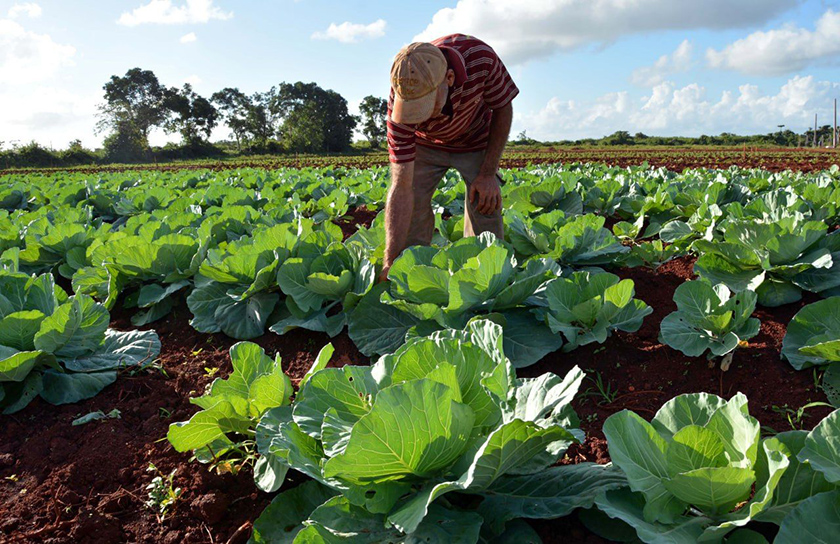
{"left": 781, "top": 296, "right": 840, "bottom": 370}
{"left": 538, "top": 271, "right": 652, "bottom": 351}
{"left": 252, "top": 320, "right": 626, "bottom": 543}
{"left": 620, "top": 240, "right": 681, "bottom": 269}
{"left": 598, "top": 393, "right": 808, "bottom": 543}
{"left": 381, "top": 233, "right": 558, "bottom": 327}
{"left": 693, "top": 218, "right": 840, "bottom": 306}
{"left": 72, "top": 210, "right": 208, "bottom": 324}
{"left": 17, "top": 210, "right": 109, "bottom": 278}
{"left": 776, "top": 409, "right": 840, "bottom": 543}
{"left": 659, "top": 201, "right": 723, "bottom": 251}
{"left": 712, "top": 188, "right": 811, "bottom": 234}
{"left": 166, "top": 342, "right": 329, "bottom": 491}
{"left": 659, "top": 281, "right": 760, "bottom": 370}
{"left": 187, "top": 220, "right": 337, "bottom": 339}
{"left": 272, "top": 238, "right": 375, "bottom": 338}
{"left": 501, "top": 167, "right": 582, "bottom": 217}
{"left": 0, "top": 215, "right": 18, "bottom": 256}
{"left": 354, "top": 233, "right": 564, "bottom": 367}
{"left": 0, "top": 269, "right": 160, "bottom": 413}
{"left": 0, "top": 182, "right": 31, "bottom": 211}
{"left": 506, "top": 211, "right": 628, "bottom": 266}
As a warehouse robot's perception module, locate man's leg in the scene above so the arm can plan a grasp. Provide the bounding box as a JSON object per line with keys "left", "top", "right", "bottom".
{"left": 452, "top": 149, "right": 504, "bottom": 238}
{"left": 405, "top": 145, "right": 450, "bottom": 247}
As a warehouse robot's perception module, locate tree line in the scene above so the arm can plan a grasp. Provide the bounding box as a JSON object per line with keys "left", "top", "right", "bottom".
{"left": 512, "top": 127, "right": 838, "bottom": 148}
{"left": 1, "top": 68, "right": 388, "bottom": 168}
{"left": 97, "top": 68, "right": 389, "bottom": 161}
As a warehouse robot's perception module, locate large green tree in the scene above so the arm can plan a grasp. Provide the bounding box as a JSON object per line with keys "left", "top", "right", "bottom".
{"left": 164, "top": 84, "right": 219, "bottom": 145}
{"left": 358, "top": 95, "right": 387, "bottom": 148}
{"left": 211, "top": 88, "right": 274, "bottom": 151}
{"left": 272, "top": 82, "right": 357, "bottom": 153}
{"left": 97, "top": 68, "right": 169, "bottom": 142}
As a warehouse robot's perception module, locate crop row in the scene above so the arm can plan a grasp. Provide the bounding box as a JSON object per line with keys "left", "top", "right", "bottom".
{"left": 2, "top": 163, "right": 839, "bottom": 352}
{"left": 4, "top": 146, "right": 839, "bottom": 177}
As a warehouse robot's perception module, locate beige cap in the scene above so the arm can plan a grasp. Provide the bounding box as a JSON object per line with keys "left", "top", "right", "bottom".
{"left": 390, "top": 42, "right": 447, "bottom": 124}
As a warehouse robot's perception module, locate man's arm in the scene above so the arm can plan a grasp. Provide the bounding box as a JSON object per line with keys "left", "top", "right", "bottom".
{"left": 381, "top": 160, "right": 415, "bottom": 280}
{"left": 470, "top": 103, "right": 512, "bottom": 214}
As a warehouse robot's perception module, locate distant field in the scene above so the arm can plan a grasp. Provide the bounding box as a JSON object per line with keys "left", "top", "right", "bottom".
{"left": 3, "top": 145, "right": 839, "bottom": 175}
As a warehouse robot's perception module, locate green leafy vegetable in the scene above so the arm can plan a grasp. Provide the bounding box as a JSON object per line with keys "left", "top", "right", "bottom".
{"left": 781, "top": 297, "right": 840, "bottom": 370}
{"left": 659, "top": 281, "right": 760, "bottom": 365}
{"left": 254, "top": 319, "right": 624, "bottom": 542}
{"left": 599, "top": 392, "right": 793, "bottom": 542}
{"left": 0, "top": 270, "right": 160, "bottom": 413}
{"left": 539, "top": 271, "right": 652, "bottom": 351}
{"left": 167, "top": 341, "right": 296, "bottom": 491}
{"left": 693, "top": 219, "right": 838, "bottom": 307}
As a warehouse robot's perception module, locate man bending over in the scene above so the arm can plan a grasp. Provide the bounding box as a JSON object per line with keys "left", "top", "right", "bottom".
{"left": 381, "top": 34, "right": 518, "bottom": 281}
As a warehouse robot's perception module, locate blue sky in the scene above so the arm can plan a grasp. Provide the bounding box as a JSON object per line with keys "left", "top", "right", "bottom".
{"left": 1, "top": 0, "right": 839, "bottom": 148}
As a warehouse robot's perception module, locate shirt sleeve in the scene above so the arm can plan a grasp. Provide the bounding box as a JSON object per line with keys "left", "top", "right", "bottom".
{"left": 483, "top": 52, "right": 519, "bottom": 110}
{"left": 387, "top": 87, "right": 417, "bottom": 164}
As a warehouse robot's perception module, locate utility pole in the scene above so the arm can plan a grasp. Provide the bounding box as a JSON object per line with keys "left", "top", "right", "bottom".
{"left": 814, "top": 114, "right": 818, "bottom": 148}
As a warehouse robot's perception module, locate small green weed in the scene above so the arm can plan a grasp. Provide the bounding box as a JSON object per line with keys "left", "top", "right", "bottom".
{"left": 145, "top": 463, "right": 182, "bottom": 520}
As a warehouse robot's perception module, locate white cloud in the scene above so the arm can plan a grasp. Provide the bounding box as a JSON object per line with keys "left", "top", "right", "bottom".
{"left": 0, "top": 87, "right": 100, "bottom": 148}
{"left": 180, "top": 31, "right": 197, "bottom": 43}
{"left": 630, "top": 40, "right": 692, "bottom": 87}
{"left": 0, "top": 14, "right": 97, "bottom": 148}
{"left": 516, "top": 76, "right": 840, "bottom": 140}
{"left": 0, "top": 18, "right": 76, "bottom": 85}
{"left": 707, "top": 9, "right": 840, "bottom": 76}
{"left": 312, "top": 19, "right": 386, "bottom": 43}
{"left": 183, "top": 74, "right": 202, "bottom": 86}
{"left": 7, "top": 2, "right": 42, "bottom": 19}
{"left": 118, "top": 0, "right": 232, "bottom": 26}
{"left": 415, "top": 0, "right": 798, "bottom": 64}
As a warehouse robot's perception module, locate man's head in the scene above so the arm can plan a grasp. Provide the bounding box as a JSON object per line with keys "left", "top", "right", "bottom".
{"left": 390, "top": 42, "right": 455, "bottom": 125}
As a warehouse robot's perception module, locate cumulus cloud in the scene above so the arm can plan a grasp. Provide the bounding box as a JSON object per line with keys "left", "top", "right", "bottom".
{"left": 180, "top": 31, "right": 197, "bottom": 43}
{"left": 312, "top": 19, "right": 386, "bottom": 43}
{"left": 415, "top": 0, "right": 798, "bottom": 64}
{"left": 0, "top": 15, "right": 96, "bottom": 148}
{"left": 0, "top": 87, "right": 100, "bottom": 148}
{"left": 630, "top": 40, "right": 692, "bottom": 87}
{"left": 516, "top": 76, "right": 840, "bottom": 140}
{"left": 707, "top": 9, "right": 840, "bottom": 76}
{"left": 7, "top": 2, "right": 42, "bottom": 19}
{"left": 118, "top": 0, "right": 232, "bottom": 26}
{"left": 183, "top": 74, "right": 202, "bottom": 86}
{"left": 0, "top": 18, "right": 76, "bottom": 85}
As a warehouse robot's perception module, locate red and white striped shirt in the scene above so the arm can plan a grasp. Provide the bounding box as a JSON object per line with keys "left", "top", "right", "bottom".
{"left": 387, "top": 34, "right": 519, "bottom": 164}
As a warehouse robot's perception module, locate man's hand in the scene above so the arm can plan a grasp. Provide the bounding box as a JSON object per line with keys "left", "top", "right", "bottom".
{"left": 469, "top": 173, "right": 502, "bottom": 215}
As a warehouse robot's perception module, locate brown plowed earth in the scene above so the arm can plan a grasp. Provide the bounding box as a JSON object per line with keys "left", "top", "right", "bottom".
{"left": 0, "top": 252, "right": 833, "bottom": 544}
{"left": 2, "top": 146, "right": 838, "bottom": 175}
{"left": 332, "top": 205, "right": 378, "bottom": 240}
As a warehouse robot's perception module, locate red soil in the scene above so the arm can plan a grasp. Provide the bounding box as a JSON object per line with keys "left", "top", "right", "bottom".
{"left": 333, "top": 205, "right": 378, "bottom": 240}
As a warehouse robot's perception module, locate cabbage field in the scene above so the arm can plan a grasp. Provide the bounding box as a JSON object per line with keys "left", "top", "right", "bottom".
{"left": 2, "top": 161, "right": 840, "bottom": 544}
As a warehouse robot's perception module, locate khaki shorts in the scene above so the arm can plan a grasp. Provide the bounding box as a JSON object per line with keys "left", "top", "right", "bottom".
{"left": 405, "top": 144, "right": 504, "bottom": 247}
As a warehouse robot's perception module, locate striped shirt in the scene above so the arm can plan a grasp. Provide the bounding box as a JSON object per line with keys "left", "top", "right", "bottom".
{"left": 387, "top": 34, "right": 519, "bottom": 164}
